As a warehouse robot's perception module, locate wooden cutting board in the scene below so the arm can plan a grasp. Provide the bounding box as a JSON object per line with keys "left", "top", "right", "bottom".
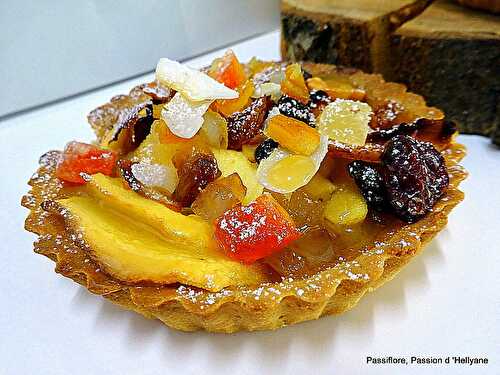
{"left": 281, "top": 0, "right": 500, "bottom": 144}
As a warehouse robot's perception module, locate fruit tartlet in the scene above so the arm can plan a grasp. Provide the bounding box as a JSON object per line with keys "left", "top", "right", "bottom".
{"left": 23, "top": 51, "right": 467, "bottom": 332}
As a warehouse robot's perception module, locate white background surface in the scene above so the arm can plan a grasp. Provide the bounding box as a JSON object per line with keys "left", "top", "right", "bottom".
{"left": 0, "top": 0, "right": 279, "bottom": 117}
{"left": 1, "top": 31, "right": 499, "bottom": 375}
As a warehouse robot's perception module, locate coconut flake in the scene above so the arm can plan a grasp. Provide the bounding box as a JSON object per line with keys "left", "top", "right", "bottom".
{"left": 161, "top": 92, "right": 212, "bottom": 138}
{"left": 131, "top": 162, "right": 178, "bottom": 193}
{"left": 155, "top": 58, "right": 238, "bottom": 101}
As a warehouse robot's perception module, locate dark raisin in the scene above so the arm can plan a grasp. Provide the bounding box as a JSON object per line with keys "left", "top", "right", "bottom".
{"left": 382, "top": 135, "right": 449, "bottom": 223}
{"left": 255, "top": 138, "right": 279, "bottom": 164}
{"left": 227, "top": 96, "right": 272, "bottom": 150}
{"left": 173, "top": 146, "right": 221, "bottom": 206}
{"left": 277, "top": 95, "right": 315, "bottom": 127}
{"left": 309, "top": 90, "right": 331, "bottom": 107}
{"left": 348, "top": 161, "right": 388, "bottom": 212}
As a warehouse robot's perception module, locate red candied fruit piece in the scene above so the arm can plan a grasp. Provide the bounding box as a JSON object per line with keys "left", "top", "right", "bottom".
{"left": 56, "top": 141, "right": 117, "bottom": 184}
{"left": 209, "top": 50, "right": 246, "bottom": 89}
{"left": 214, "top": 194, "right": 301, "bottom": 264}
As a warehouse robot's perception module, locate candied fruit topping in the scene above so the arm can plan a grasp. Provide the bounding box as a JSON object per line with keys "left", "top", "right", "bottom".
{"left": 307, "top": 77, "right": 365, "bottom": 101}
{"left": 348, "top": 161, "right": 388, "bottom": 212}
{"left": 267, "top": 155, "right": 316, "bottom": 192}
{"left": 161, "top": 92, "right": 212, "bottom": 139}
{"left": 274, "top": 189, "right": 326, "bottom": 229}
{"left": 56, "top": 142, "right": 117, "bottom": 184}
{"left": 117, "top": 159, "right": 180, "bottom": 211}
{"left": 227, "top": 96, "right": 272, "bottom": 150}
{"left": 198, "top": 110, "right": 229, "bottom": 149}
{"left": 172, "top": 145, "right": 221, "bottom": 206}
{"left": 214, "top": 194, "right": 301, "bottom": 263}
{"left": 257, "top": 135, "right": 329, "bottom": 194}
{"left": 317, "top": 99, "right": 372, "bottom": 146}
{"left": 159, "top": 121, "right": 192, "bottom": 144}
{"left": 208, "top": 50, "right": 246, "bottom": 89}
{"left": 381, "top": 135, "right": 449, "bottom": 223}
{"left": 277, "top": 95, "right": 315, "bottom": 127}
{"left": 255, "top": 138, "right": 279, "bottom": 164}
{"left": 265, "top": 114, "right": 320, "bottom": 156}
{"left": 155, "top": 57, "right": 237, "bottom": 102}
{"left": 323, "top": 184, "right": 368, "bottom": 226}
{"left": 213, "top": 80, "right": 254, "bottom": 117}
{"left": 281, "top": 63, "right": 310, "bottom": 104}
{"left": 192, "top": 173, "right": 246, "bottom": 222}
{"left": 302, "top": 174, "right": 336, "bottom": 201}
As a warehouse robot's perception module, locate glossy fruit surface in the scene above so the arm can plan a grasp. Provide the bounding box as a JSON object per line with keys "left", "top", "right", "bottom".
{"left": 56, "top": 142, "right": 117, "bottom": 184}
{"left": 209, "top": 50, "right": 246, "bottom": 89}
{"left": 281, "top": 63, "right": 310, "bottom": 104}
{"left": 214, "top": 194, "right": 301, "bottom": 263}
{"left": 265, "top": 114, "right": 320, "bottom": 156}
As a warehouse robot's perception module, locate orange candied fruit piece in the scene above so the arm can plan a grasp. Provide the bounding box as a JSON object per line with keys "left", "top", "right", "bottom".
{"left": 265, "top": 114, "right": 320, "bottom": 156}
{"left": 209, "top": 50, "right": 246, "bottom": 89}
{"left": 56, "top": 142, "right": 117, "bottom": 184}
{"left": 212, "top": 80, "right": 254, "bottom": 117}
{"left": 307, "top": 77, "right": 365, "bottom": 101}
{"left": 281, "top": 63, "right": 310, "bottom": 104}
{"left": 214, "top": 194, "right": 301, "bottom": 264}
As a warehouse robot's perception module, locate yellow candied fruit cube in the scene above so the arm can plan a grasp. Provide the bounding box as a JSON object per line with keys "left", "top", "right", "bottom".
{"left": 241, "top": 143, "right": 258, "bottom": 162}
{"left": 302, "top": 174, "right": 336, "bottom": 201}
{"left": 267, "top": 155, "right": 316, "bottom": 193}
{"left": 317, "top": 99, "right": 372, "bottom": 146}
{"left": 323, "top": 184, "right": 368, "bottom": 226}
{"left": 265, "top": 114, "right": 320, "bottom": 156}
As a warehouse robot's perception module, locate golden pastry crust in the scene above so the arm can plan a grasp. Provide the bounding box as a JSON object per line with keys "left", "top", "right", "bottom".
{"left": 22, "top": 63, "right": 467, "bottom": 332}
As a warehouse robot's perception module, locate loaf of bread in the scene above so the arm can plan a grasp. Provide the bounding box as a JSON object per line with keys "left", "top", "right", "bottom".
{"left": 281, "top": 0, "right": 500, "bottom": 144}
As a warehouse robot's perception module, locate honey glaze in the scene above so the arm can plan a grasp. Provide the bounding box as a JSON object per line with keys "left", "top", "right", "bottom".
{"left": 23, "top": 140, "right": 466, "bottom": 313}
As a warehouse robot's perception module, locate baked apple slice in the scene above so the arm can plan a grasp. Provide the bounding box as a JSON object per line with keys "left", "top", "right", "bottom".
{"left": 48, "top": 173, "right": 269, "bottom": 291}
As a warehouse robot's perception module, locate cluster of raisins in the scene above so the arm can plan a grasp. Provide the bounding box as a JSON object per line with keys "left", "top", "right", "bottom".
{"left": 349, "top": 135, "right": 449, "bottom": 223}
